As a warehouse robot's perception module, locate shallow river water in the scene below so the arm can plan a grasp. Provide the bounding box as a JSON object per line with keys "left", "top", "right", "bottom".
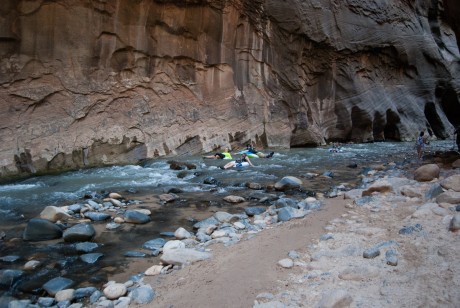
{"left": 0, "top": 140, "right": 453, "bottom": 299}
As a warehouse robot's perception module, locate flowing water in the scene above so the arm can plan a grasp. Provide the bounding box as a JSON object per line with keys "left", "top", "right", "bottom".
{"left": 0, "top": 140, "right": 453, "bottom": 299}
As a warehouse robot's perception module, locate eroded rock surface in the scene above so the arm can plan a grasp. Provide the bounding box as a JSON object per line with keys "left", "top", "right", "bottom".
{"left": 1, "top": 0, "right": 459, "bottom": 179}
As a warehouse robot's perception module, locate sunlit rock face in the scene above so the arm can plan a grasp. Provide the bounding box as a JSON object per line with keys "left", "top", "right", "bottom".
{"left": 0, "top": 0, "right": 459, "bottom": 178}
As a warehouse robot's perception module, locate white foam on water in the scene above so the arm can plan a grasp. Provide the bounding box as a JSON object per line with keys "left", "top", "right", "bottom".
{"left": 0, "top": 183, "right": 46, "bottom": 192}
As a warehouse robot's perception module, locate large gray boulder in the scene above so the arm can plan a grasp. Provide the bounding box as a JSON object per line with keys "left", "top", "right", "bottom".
{"left": 274, "top": 176, "right": 302, "bottom": 191}
{"left": 63, "top": 223, "right": 96, "bottom": 242}
{"left": 23, "top": 218, "right": 63, "bottom": 241}
{"left": 124, "top": 210, "right": 151, "bottom": 224}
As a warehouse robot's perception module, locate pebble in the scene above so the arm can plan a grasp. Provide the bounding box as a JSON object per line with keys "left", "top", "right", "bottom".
{"left": 145, "top": 265, "right": 163, "bottom": 276}
{"left": 24, "top": 260, "right": 41, "bottom": 270}
{"left": 55, "top": 289, "right": 75, "bottom": 302}
{"left": 449, "top": 213, "right": 460, "bottom": 231}
{"left": 288, "top": 251, "right": 301, "bottom": 259}
{"left": 174, "top": 227, "right": 192, "bottom": 239}
{"left": 278, "top": 258, "right": 294, "bottom": 268}
{"left": 363, "top": 247, "right": 380, "bottom": 259}
{"left": 124, "top": 251, "right": 147, "bottom": 258}
{"left": 74, "top": 287, "right": 98, "bottom": 299}
{"left": 223, "top": 195, "right": 246, "bottom": 203}
{"left": 80, "top": 253, "right": 104, "bottom": 264}
{"left": 37, "top": 297, "right": 54, "bottom": 307}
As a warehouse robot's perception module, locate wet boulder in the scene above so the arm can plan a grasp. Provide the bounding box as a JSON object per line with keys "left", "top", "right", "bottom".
{"left": 74, "top": 287, "right": 98, "bottom": 299}
{"left": 167, "top": 160, "right": 196, "bottom": 170}
{"left": 37, "top": 298, "right": 54, "bottom": 307}
{"left": 63, "top": 223, "right": 96, "bottom": 242}
{"left": 245, "top": 207, "right": 266, "bottom": 216}
{"left": 75, "top": 242, "right": 98, "bottom": 253}
{"left": 143, "top": 238, "right": 166, "bottom": 251}
{"left": 23, "top": 218, "right": 63, "bottom": 241}
{"left": 274, "top": 176, "right": 302, "bottom": 191}
{"left": 80, "top": 253, "right": 104, "bottom": 264}
{"left": 214, "top": 211, "right": 236, "bottom": 223}
{"left": 124, "top": 210, "right": 151, "bottom": 224}
{"left": 84, "top": 212, "right": 111, "bottom": 221}
{"left": 193, "top": 216, "right": 219, "bottom": 229}
{"left": 0, "top": 269, "right": 24, "bottom": 288}
{"left": 159, "top": 193, "right": 178, "bottom": 203}
{"left": 275, "top": 197, "right": 298, "bottom": 209}
{"left": 223, "top": 195, "right": 245, "bottom": 203}
{"left": 42, "top": 277, "right": 74, "bottom": 296}
{"left": 68, "top": 203, "right": 83, "bottom": 212}
{"left": 203, "top": 176, "right": 219, "bottom": 185}
{"left": 124, "top": 251, "right": 147, "bottom": 258}
{"left": 247, "top": 192, "right": 278, "bottom": 202}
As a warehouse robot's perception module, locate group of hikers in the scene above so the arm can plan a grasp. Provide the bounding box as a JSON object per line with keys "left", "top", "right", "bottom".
{"left": 203, "top": 144, "right": 274, "bottom": 169}
{"left": 203, "top": 127, "right": 460, "bottom": 168}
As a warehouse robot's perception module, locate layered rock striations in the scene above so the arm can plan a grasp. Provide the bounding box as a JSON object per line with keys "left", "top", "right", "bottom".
{"left": 0, "top": 0, "right": 459, "bottom": 179}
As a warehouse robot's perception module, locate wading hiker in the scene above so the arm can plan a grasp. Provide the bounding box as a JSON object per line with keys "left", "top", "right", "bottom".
{"left": 203, "top": 147, "right": 232, "bottom": 160}
{"left": 416, "top": 131, "right": 427, "bottom": 160}
{"left": 455, "top": 126, "right": 460, "bottom": 151}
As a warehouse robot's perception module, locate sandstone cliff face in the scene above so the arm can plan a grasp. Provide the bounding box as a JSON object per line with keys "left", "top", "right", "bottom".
{"left": 0, "top": 0, "right": 459, "bottom": 179}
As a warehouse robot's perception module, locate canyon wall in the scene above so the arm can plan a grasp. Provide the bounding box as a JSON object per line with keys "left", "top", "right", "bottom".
{"left": 0, "top": 0, "right": 459, "bottom": 179}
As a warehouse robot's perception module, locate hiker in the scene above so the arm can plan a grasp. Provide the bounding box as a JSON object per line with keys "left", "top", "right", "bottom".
{"left": 244, "top": 144, "right": 274, "bottom": 158}
{"left": 415, "top": 131, "right": 427, "bottom": 159}
{"left": 203, "top": 147, "right": 232, "bottom": 160}
{"left": 455, "top": 126, "right": 460, "bottom": 151}
{"left": 222, "top": 153, "right": 254, "bottom": 169}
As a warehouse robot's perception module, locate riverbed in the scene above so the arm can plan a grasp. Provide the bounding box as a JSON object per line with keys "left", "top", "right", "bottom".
{"left": 0, "top": 140, "right": 453, "bottom": 300}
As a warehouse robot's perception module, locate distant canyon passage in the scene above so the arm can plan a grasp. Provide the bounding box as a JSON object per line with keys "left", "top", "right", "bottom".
{"left": 0, "top": 0, "right": 459, "bottom": 179}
